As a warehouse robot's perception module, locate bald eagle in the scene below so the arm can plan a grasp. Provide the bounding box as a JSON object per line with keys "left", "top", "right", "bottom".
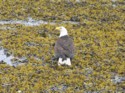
{"left": 54, "top": 26, "right": 74, "bottom": 66}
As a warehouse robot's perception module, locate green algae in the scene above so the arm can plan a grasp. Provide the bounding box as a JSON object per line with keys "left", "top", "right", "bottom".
{"left": 0, "top": 0, "right": 125, "bottom": 92}
{"left": 0, "top": 24, "right": 125, "bottom": 92}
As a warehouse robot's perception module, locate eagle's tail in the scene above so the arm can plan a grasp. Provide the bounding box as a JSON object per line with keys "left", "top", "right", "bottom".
{"left": 58, "top": 58, "right": 71, "bottom": 66}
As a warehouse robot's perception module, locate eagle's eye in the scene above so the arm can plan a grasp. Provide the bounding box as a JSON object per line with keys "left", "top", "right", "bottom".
{"left": 60, "top": 27, "right": 64, "bottom": 30}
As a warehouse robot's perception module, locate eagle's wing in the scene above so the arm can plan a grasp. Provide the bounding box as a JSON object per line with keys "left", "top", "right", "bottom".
{"left": 54, "top": 37, "right": 74, "bottom": 59}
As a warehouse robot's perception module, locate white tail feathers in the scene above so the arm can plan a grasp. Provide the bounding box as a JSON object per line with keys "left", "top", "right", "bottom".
{"left": 58, "top": 58, "right": 65, "bottom": 66}
{"left": 58, "top": 58, "right": 71, "bottom": 66}
{"left": 67, "top": 58, "right": 71, "bottom": 66}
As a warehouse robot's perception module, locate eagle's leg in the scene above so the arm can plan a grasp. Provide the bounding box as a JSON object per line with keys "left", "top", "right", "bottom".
{"left": 58, "top": 58, "right": 65, "bottom": 66}
{"left": 65, "top": 58, "right": 71, "bottom": 66}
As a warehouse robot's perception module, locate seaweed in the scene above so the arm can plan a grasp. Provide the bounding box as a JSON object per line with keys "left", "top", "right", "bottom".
{"left": 0, "top": 0, "right": 125, "bottom": 92}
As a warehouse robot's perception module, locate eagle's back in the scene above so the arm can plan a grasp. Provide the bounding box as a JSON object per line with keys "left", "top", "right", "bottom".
{"left": 54, "top": 35, "right": 74, "bottom": 60}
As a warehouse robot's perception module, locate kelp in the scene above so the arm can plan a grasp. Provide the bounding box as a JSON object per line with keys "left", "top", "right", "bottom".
{"left": 0, "top": 0, "right": 125, "bottom": 92}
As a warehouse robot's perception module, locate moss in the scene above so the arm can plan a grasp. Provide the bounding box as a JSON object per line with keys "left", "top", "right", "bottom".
{"left": 0, "top": 0, "right": 125, "bottom": 92}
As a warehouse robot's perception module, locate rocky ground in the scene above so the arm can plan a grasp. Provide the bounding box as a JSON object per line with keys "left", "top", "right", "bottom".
{"left": 0, "top": 0, "right": 125, "bottom": 92}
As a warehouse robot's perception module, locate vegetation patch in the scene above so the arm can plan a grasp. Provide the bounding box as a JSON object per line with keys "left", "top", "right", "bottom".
{"left": 0, "top": 0, "right": 125, "bottom": 92}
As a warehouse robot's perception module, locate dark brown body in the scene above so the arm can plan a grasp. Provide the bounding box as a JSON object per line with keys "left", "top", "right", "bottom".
{"left": 54, "top": 35, "right": 74, "bottom": 60}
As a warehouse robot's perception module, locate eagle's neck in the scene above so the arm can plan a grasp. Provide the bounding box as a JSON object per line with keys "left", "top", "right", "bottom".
{"left": 59, "top": 29, "right": 68, "bottom": 37}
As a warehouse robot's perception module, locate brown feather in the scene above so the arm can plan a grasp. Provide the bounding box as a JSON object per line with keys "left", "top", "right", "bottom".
{"left": 54, "top": 35, "right": 74, "bottom": 60}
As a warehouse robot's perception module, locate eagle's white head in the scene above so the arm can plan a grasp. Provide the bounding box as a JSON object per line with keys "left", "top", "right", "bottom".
{"left": 56, "top": 26, "right": 68, "bottom": 37}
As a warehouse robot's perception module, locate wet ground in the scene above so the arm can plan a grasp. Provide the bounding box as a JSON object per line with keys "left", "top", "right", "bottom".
{"left": 0, "top": 46, "right": 27, "bottom": 67}
{"left": 0, "top": 17, "right": 80, "bottom": 26}
{"left": 0, "top": 0, "right": 125, "bottom": 92}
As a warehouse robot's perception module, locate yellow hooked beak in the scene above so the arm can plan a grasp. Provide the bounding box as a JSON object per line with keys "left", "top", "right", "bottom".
{"left": 55, "top": 27, "right": 60, "bottom": 30}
